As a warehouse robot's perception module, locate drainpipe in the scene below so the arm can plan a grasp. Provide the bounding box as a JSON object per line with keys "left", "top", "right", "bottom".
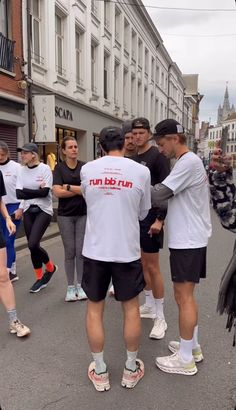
{"left": 26, "top": 0, "right": 33, "bottom": 141}
{"left": 167, "top": 63, "right": 172, "bottom": 118}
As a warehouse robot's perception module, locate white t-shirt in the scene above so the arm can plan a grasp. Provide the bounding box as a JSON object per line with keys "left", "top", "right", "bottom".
{"left": 162, "top": 151, "right": 212, "bottom": 249}
{"left": 0, "top": 160, "right": 21, "bottom": 204}
{"left": 81, "top": 155, "right": 151, "bottom": 262}
{"left": 16, "top": 163, "right": 53, "bottom": 215}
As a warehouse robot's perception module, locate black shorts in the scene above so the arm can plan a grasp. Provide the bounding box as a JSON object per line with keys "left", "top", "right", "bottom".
{"left": 0, "top": 225, "right": 6, "bottom": 249}
{"left": 140, "top": 211, "right": 164, "bottom": 253}
{"left": 82, "top": 257, "right": 145, "bottom": 302}
{"left": 169, "top": 247, "right": 207, "bottom": 283}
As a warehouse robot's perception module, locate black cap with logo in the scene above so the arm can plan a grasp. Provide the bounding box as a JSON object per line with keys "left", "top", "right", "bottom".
{"left": 132, "top": 117, "right": 150, "bottom": 130}
{"left": 153, "top": 119, "right": 184, "bottom": 138}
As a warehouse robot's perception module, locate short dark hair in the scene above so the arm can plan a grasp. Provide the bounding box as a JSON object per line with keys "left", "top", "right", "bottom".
{"left": 99, "top": 127, "right": 125, "bottom": 153}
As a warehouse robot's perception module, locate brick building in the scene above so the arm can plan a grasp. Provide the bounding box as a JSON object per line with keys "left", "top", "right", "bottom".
{"left": 0, "top": 0, "right": 26, "bottom": 159}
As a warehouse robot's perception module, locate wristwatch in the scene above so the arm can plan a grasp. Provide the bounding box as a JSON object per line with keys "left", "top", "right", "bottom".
{"left": 66, "top": 184, "right": 71, "bottom": 191}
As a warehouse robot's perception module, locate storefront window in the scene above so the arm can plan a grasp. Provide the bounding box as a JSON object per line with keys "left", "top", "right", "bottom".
{"left": 93, "top": 133, "right": 104, "bottom": 159}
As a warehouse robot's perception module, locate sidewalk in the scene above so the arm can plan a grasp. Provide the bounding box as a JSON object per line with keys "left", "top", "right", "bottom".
{"left": 15, "top": 222, "right": 60, "bottom": 251}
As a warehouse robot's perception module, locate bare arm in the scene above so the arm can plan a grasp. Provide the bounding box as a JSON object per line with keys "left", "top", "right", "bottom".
{"left": 52, "top": 185, "right": 77, "bottom": 198}
{"left": 0, "top": 200, "right": 16, "bottom": 235}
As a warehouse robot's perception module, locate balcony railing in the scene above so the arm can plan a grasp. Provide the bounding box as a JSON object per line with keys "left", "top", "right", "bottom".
{"left": 0, "top": 32, "right": 15, "bottom": 72}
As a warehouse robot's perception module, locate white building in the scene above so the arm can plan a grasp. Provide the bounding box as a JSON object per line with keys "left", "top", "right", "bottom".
{"left": 223, "top": 113, "right": 236, "bottom": 155}
{"left": 22, "top": 0, "right": 190, "bottom": 161}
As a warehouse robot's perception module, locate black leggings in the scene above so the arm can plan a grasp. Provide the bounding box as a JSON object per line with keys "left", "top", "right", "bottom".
{"left": 24, "top": 209, "right": 52, "bottom": 269}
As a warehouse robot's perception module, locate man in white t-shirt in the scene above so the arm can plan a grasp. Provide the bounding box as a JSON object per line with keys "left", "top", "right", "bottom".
{"left": 80, "top": 126, "right": 151, "bottom": 392}
{"left": 150, "top": 119, "right": 212, "bottom": 376}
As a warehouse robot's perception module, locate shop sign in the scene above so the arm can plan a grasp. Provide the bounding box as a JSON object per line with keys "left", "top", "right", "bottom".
{"left": 55, "top": 106, "right": 73, "bottom": 121}
{"left": 34, "top": 95, "right": 55, "bottom": 142}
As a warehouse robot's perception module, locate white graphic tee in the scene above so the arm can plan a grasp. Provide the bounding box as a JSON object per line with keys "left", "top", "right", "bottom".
{"left": 162, "top": 152, "right": 212, "bottom": 249}
{"left": 16, "top": 163, "right": 53, "bottom": 215}
{"left": 81, "top": 156, "right": 151, "bottom": 262}
{"left": 0, "top": 160, "right": 21, "bottom": 204}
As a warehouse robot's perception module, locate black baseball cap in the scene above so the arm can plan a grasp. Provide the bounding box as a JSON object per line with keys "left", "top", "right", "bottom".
{"left": 99, "top": 126, "right": 124, "bottom": 142}
{"left": 17, "top": 142, "right": 39, "bottom": 154}
{"left": 153, "top": 119, "right": 184, "bottom": 138}
{"left": 122, "top": 120, "right": 133, "bottom": 136}
{"left": 132, "top": 117, "right": 150, "bottom": 130}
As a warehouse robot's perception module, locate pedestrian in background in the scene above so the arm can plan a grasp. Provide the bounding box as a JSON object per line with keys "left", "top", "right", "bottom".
{"left": 0, "top": 141, "right": 23, "bottom": 282}
{"left": 16, "top": 143, "right": 57, "bottom": 293}
{"left": 0, "top": 169, "right": 30, "bottom": 337}
{"left": 151, "top": 119, "right": 212, "bottom": 376}
{"left": 53, "top": 136, "right": 87, "bottom": 302}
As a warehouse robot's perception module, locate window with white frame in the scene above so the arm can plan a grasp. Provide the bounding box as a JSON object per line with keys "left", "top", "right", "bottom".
{"left": 131, "top": 75, "right": 135, "bottom": 114}
{"left": 155, "top": 98, "right": 159, "bottom": 122}
{"left": 138, "top": 39, "right": 143, "bottom": 67}
{"left": 161, "top": 72, "right": 164, "bottom": 89}
{"left": 104, "top": 0, "right": 110, "bottom": 29}
{"left": 156, "top": 65, "right": 160, "bottom": 84}
{"left": 144, "top": 48, "right": 149, "bottom": 75}
{"left": 31, "top": 0, "right": 43, "bottom": 64}
{"left": 131, "top": 30, "right": 136, "bottom": 60}
{"left": 115, "top": 7, "right": 121, "bottom": 42}
{"left": 55, "top": 13, "right": 65, "bottom": 76}
{"left": 91, "top": 43, "right": 98, "bottom": 93}
{"left": 150, "top": 92, "right": 154, "bottom": 126}
{"left": 104, "top": 53, "right": 110, "bottom": 100}
{"left": 160, "top": 102, "right": 164, "bottom": 120}
{"left": 91, "top": 0, "right": 98, "bottom": 16}
{"left": 151, "top": 57, "right": 154, "bottom": 81}
{"left": 138, "top": 81, "right": 142, "bottom": 116}
{"left": 0, "top": 0, "right": 9, "bottom": 37}
{"left": 124, "top": 19, "right": 129, "bottom": 51}
{"left": 123, "top": 67, "right": 128, "bottom": 110}
{"left": 114, "top": 60, "right": 120, "bottom": 105}
{"left": 144, "top": 86, "right": 148, "bottom": 117}
{"left": 75, "top": 29, "right": 83, "bottom": 86}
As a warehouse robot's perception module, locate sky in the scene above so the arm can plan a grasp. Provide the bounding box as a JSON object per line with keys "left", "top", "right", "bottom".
{"left": 144, "top": 0, "right": 236, "bottom": 125}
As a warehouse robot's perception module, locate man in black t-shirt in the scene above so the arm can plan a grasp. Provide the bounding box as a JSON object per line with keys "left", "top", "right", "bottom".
{"left": 132, "top": 117, "right": 170, "bottom": 340}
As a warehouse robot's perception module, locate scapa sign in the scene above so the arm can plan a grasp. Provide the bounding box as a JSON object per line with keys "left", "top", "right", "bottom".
{"left": 34, "top": 95, "right": 55, "bottom": 142}
{"left": 55, "top": 106, "right": 73, "bottom": 121}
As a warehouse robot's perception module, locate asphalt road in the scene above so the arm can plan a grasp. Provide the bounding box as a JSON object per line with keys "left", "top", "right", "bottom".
{"left": 0, "top": 211, "right": 236, "bottom": 410}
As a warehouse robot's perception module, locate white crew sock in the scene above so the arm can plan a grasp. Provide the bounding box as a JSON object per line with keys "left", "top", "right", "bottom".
{"left": 126, "top": 350, "right": 138, "bottom": 371}
{"left": 154, "top": 298, "right": 165, "bottom": 319}
{"left": 92, "top": 351, "right": 107, "bottom": 374}
{"left": 179, "top": 338, "right": 194, "bottom": 362}
{"left": 144, "top": 290, "right": 154, "bottom": 308}
{"left": 193, "top": 325, "right": 200, "bottom": 349}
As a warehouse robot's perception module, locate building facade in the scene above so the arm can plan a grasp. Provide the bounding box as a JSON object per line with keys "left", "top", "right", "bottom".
{"left": 0, "top": 0, "right": 27, "bottom": 159}
{"left": 21, "top": 0, "right": 193, "bottom": 162}
{"left": 217, "top": 85, "right": 235, "bottom": 125}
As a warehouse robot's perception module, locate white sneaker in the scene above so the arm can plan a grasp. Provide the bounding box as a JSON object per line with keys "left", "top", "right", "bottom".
{"left": 77, "top": 285, "right": 88, "bottom": 300}
{"left": 139, "top": 304, "right": 156, "bottom": 319}
{"left": 168, "top": 340, "right": 204, "bottom": 363}
{"left": 155, "top": 352, "right": 197, "bottom": 375}
{"left": 11, "top": 262, "right": 16, "bottom": 276}
{"left": 10, "top": 320, "right": 31, "bottom": 337}
{"left": 108, "top": 285, "right": 115, "bottom": 297}
{"left": 149, "top": 317, "right": 167, "bottom": 339}
{"left": 65, "top": 286, "right": 77, "bottom": 302}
